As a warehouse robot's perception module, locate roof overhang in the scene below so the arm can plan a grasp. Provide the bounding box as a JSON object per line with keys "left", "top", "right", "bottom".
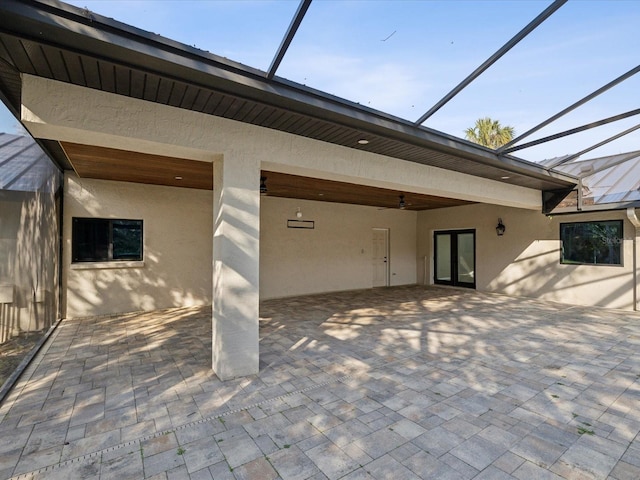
{"left": 544, "top": 188, "right": 640, "bottom": 215}
{"left": 0, "top": 0, "right": 578, "bottom": 195}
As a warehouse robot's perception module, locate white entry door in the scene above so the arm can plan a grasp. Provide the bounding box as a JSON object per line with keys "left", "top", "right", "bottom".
{"left": 372, "top": 228, "right": 389, "bottom": 287}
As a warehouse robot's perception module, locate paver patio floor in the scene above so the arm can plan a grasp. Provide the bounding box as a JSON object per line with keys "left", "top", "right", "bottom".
{"left": 0, "top": 286, "right": 639, "bottom": 479}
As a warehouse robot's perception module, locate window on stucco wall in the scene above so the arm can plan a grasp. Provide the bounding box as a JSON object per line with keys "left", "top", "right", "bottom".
{"left": 72, "top": 218, "right": 143, "bottom": 262}
{"left": 560, "top": 220, "right": 622, "bottom": 266}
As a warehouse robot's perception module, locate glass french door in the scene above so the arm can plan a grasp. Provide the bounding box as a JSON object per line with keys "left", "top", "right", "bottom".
{"left": 434, "top": 230, "right": 476, "bottom": 288}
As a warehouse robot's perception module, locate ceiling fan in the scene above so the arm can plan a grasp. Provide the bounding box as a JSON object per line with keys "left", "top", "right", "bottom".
{"left": 378, "top": 194, "right": 412, "bottom": 210}
{"left": 377, "top": 194, "right": 436, "bottom": 211}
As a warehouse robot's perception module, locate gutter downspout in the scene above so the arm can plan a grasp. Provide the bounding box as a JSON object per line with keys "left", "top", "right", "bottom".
{"left": 577, "top": 179, "right": 583, "bottom": 211}
{"left": 627, "top": 207, "right": 640, "bottom": 311}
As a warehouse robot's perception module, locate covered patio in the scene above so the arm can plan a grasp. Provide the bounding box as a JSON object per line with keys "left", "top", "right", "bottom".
{"left": 0, "top": 286, "right": 638, "bottom": 479}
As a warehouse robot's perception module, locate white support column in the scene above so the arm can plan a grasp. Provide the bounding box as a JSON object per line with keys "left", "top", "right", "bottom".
{"left": 212, "top": 153, "right": 260, "bottom": 379}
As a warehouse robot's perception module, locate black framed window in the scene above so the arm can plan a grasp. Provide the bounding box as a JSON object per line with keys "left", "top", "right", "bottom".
{"left": 560, "top": 220, "right": 622, "bottom": 266}
{"left": 72, "top": 218, "right": 143, "bottom": 262}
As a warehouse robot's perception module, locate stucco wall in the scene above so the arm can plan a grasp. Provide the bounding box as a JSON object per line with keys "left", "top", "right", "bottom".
{"left": 63, "top": 176, "right": 418, "bottom": 315}
{"left": 62, "top": 172, "right": 636, "bottom": 313}
{"left": 63, "top": 174, "right": 213, "bottom": 317}
{"left": 260, "top": 196, "right": 417, "bottom": 299}
{"left": 417, "top": 204, "right": 636, "bottom": 310}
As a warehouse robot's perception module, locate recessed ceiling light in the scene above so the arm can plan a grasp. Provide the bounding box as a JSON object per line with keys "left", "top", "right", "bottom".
{"left": 357, "top": 139, "right": 369, "bottom": 145}
{"left": 175, "top": 176, "right": 183, "bottom": 180}
{"left": 318, "top": 193, "right": 324, "bottom": 196}
{"left": 501, "top": 176, "right": 510, "bottom": 179}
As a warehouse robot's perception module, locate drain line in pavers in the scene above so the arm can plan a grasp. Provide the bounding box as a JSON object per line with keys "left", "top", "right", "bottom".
{"left": 8, "top": 345, "right": 440, "bottom": 479}
{"left": 7, "top": 368, "right": 368, "bottom": 480}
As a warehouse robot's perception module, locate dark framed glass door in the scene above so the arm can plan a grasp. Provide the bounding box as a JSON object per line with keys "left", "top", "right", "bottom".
{"left": 434, "top": 230, "right": 476, "bottom": 288}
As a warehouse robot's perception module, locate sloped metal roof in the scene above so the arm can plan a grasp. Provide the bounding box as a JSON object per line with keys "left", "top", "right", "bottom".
{"left": 0, "top": 132, "right": 61, "bottom": 192}
{"left": 546, "top": 152, "right": 640, "bottom": 205}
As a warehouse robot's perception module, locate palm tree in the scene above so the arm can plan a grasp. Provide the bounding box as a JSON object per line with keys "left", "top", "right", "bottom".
{"left": 464, "top": 117, "right": 515, "bottom": 149}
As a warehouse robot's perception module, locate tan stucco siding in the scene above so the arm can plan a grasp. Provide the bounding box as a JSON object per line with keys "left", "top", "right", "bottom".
{"left": 260, "top": 196, "right": 417, "bottom": 299}
{"left": 417, "top": 204, "right": 636, "bottom": 310}
{"left": 63, "top": 176, "right": 417, "bottom": 316}
{"left": 62, "top": 175, "right": 635, "bottom": 314}
{"left": 63, "top": 174, "right": 213, "bottom": 318}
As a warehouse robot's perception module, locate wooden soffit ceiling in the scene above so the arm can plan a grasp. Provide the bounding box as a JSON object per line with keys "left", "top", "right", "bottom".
{"left": 61, "top": 142, "right": 213, "bottom": 190}
{"left": 61, "top": 142, "right": 475, "bottom": 211}
{"left": 260, "top": 172, "right": 474, "bottom": 211}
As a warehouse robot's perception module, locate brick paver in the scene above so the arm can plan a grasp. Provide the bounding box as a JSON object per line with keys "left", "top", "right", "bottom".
{"left": 0, "top": 286, "right": 638, "bottom": 479}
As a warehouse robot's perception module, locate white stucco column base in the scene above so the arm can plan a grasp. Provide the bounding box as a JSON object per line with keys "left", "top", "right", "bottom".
{"left": 212, "top": 153, "right": 260, "bottom": 380}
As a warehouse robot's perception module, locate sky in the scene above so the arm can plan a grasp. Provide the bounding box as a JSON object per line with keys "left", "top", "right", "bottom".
{"left": 2, "top": 0, "right": 640, "bottom": 163}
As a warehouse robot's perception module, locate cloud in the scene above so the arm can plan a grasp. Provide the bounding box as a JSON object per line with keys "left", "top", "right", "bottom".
{"left": 280, "top": 51, "right": 432, "bottom": 120}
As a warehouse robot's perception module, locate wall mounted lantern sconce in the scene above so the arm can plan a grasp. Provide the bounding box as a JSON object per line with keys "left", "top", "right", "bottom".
{"left": 496, "top": 218, "right": 506, "bottom": 236}
{"left": 398, "top": 194, "right": 406, "bottom": 210}
{"left": 260, "top": 176, "right": 267, "bottom": 195}
{"left": 296, "top": 207, "right": 303, "bottom": 218}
